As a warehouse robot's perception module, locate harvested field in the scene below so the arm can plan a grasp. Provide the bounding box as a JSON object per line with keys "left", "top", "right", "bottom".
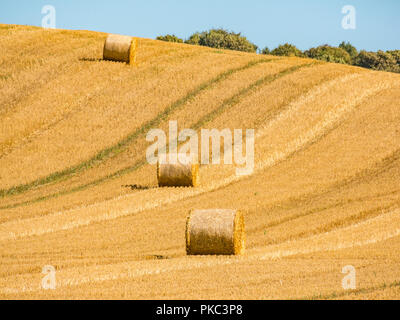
{"left": 0, "top": 24, "right": 399, "bottom": 299}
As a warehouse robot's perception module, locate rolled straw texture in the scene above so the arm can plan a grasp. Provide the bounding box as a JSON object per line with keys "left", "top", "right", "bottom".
{"left": 103, "top": 34, "right": 137, "bottom": 65}
{"left": 186, "top": 209, "right": 245, "bottom": 255}
{"left": 157, "top": 154, "right": 199, "bottom": 187}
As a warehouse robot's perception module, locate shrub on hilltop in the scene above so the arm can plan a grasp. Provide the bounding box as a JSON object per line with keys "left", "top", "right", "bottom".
{"left": 261, "top": 47, "right": 270, "bottom": 55}
{"left": 185, "top": 29, "right": 258, "bottom": 53}
{"left": 339, "top": 41, "right": 358, "bottom": 63}
{"left": 270, "top": 43, "right": 303, "bottom": 57}
{"left": 355, "top": 50, "right": 400, "bottom": 73}
{"left": 304, "top": 45, "right": 351, "bottom": 64}
{"left": 156, "top": 34, "right": 184, "bottom": 43}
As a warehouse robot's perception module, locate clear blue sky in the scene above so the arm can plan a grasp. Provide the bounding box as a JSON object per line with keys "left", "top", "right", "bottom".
{"left": 1, "top": 0, "right": 399, "bottom": 51}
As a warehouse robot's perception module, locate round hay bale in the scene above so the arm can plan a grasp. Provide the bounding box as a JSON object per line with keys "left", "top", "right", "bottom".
{"left": 186, "top": 209, "right": 245, "bottom": 255}
{"left": 103, "top": 34, "right": 138, "bottom": 65}
{"left": 157, "top": 154, "right": 199, "bottom": 187}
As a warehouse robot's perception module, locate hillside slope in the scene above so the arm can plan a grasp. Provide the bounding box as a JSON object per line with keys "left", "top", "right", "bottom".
{"left": 0, "top": 24, "right": 399, "bottom": 299}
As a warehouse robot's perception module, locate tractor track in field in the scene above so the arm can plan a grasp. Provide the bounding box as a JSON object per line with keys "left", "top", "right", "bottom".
{"left": 0, "top": 58, "right": 311, "bottom": 211}
{"left": 0, "top": 40, "right": 213, "bottom": 159}
{"left": 0, "top": 73, "right": 391, "bottom": 240}
{"left": 0, "top": 71, "right": 375, "bottom": 218}
{"left": 249, "top": 149, "right": 400, "bottom": 238}
{"left": 0, "top": 43, "right": 212, "bottom": 161}
{"left": 0, "top": 60, "right": 325, "bottom": 213}
{"left": 0, "top": 60, "right": 324, "bottom": 215}
{"left": 0, "top": 58, "right": 276, "bottom": 199}
{"left": 1, "top": 208, "right": 399, "bottom": 296}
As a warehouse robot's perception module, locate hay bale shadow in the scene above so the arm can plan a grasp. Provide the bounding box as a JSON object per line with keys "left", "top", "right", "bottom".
{"left": 144, "top": 255, "right": 170, "bottom": 260}
{"left": 79, "top": 57, "right": 103, "bottom": 62}
{"left": 122, "top": 184, "right": 153, "bottom": 191}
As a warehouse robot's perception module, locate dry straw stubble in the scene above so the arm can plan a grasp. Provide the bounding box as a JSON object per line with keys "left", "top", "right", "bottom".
{"left": 186, "top": 209, "right": 245, "bottom": 255}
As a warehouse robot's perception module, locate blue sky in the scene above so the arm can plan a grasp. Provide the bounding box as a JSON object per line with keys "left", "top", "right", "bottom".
{"left": 0, "top": 0, "right": 399, "bottom": 51}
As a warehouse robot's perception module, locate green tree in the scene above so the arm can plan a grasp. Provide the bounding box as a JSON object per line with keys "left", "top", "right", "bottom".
{"left": 387, "top": 50, "right": 400, "bottom": 66}
{"left": 355, "top": 50, "right": 400, "bottom": 73}
{"left": 156, "top": 34, "right": 183, "bottom": 43}
{"left": 270, "top": 43, "right": 303, "bottom": 57}
{"left": 339, "top": 41, "right": 358, "bottom": 63}
{"left": 304, "top": 45, "right": 351, "bottom": 64}
{"left": 185, "top": 29, "right": 257, "bottom": 53}
{"left": 185, "top": 32, "right": 201, "bottom": 45}
{"left": 261, "top": 47, "right": 270, "bottom": 55}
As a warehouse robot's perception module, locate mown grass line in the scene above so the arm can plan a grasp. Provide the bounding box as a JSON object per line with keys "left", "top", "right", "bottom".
{"left": 0, "top": 58, "right": 275, "bottom": 199}
{"left": 302, "top": 279, "right": 400, "bottom": 300}
{"left": 0, "top": 160, "right": 148, "bottom": 211}
{"left": 250, "top": 147, "right": 400, "bottom": 237}
{"left": 0, "top": 61, "right": 317, "bottom": 211}
{"left": 192, "top": 62, "right": 319, "bottom": 130}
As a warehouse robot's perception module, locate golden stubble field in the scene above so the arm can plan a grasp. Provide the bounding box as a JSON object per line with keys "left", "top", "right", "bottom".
{"left": 0, "top": 24, "right": 399, "bottom": 299}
